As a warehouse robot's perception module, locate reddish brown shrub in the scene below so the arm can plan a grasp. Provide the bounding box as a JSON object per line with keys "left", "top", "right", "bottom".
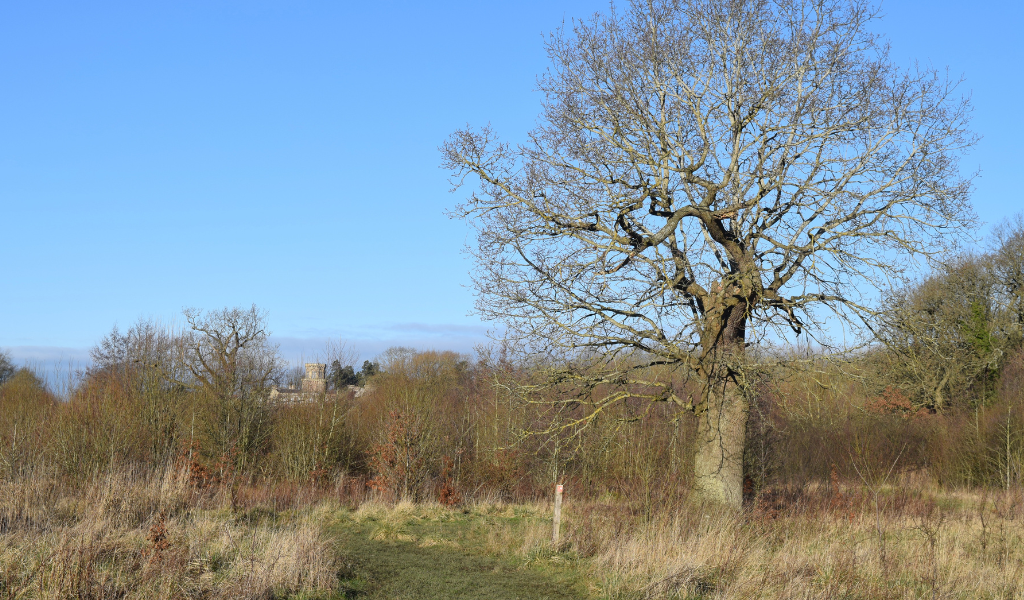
{"left": 368, "top": 410, "right": 427, "bottom": 501}
{"left": 438, "top": 454, "right": 463, "bottom": 507}
{"left": 144, "top": 511, "right": 170, "bottom": 561}
{"left": 866, "top": 386, "right": 915, "bottom": 417}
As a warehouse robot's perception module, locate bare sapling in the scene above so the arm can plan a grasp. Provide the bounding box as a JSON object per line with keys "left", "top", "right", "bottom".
{"left": 852, "top": 443, "right": 906, "bottom": 572}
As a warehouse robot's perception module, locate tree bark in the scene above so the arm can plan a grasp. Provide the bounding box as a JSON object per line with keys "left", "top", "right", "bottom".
{"left": 694, "top": 375, "right": 748, "bottom": 508}
{"left": 693, "top": 297, "right": 749, "bottom": 508}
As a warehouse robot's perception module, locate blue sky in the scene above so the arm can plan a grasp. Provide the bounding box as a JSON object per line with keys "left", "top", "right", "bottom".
{"left": 2, "top": 0, "right": 1022, "bottom": 370}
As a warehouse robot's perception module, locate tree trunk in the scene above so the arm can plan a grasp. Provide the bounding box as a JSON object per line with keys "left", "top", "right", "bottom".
{"left": 694, "top": 376, "right": 748, "bottom": 508}
{"left": 693, "top": 294, "right": 750, "bottom": 508}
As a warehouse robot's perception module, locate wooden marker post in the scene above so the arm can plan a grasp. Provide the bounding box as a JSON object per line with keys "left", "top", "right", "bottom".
{"left": 552, "top": 483, "right": 563, "bottom": 546}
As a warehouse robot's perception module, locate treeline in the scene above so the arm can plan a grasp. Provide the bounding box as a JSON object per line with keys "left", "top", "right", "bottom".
{"left": 0, "top": 218, "right": 1021, "bottom": 504}
{"left": 874, "top": 215, "right": 1024, "bottom": 412}
{"left": 1, "top": 346, "right": 1022, "bottom": 508}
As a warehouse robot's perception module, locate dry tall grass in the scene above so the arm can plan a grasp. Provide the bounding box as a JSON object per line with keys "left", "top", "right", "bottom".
{"left": 0, "top": 466, "right": 340, "bottom": 600}
{"left": 480, "top": 482, "right": 1024, "bottom": 599}
{"left": 3, "top": 466, "right": 1022, "bottom": 598}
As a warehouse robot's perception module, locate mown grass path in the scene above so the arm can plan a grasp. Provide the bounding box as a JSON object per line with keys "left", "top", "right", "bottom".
{"left": 329, "top": 506, "right": 592, "bottom": 600}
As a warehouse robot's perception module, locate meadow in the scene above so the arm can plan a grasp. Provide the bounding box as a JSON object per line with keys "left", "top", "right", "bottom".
{"left": 2, "top": 339, "right": 1023, "bottom": 598}
{"left": 2, "top": 465, "right": 1021, "bottom": 599}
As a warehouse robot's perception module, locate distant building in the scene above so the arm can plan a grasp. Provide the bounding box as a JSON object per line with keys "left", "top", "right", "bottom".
{"left": 268, "top": 362, "right": 372, "bottom": 403}
{"left": 300, "top": 362, "right": 326, "bottom": 393}
{"left": 269, "top": 362, "right": 326, "bottom": 403}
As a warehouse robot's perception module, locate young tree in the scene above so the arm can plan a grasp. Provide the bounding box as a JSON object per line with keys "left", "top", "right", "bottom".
{"left": 443, "top": 0, "right": 976, "bottom": 506}
{"left": 0, "top": 367, "right": 55, "bottom": 478}
{"left": 88, "top": 319, "right": 183, "bottom": 462}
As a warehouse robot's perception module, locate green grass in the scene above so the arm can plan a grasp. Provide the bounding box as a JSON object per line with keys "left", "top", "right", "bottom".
{"left": 328, "top": 504, "right": 593, "bottom": 600}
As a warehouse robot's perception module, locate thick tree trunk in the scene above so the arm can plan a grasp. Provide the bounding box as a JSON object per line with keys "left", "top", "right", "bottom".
{"left": 693, "top": 293, "right": 750, "bottom": 508}
{"left": 694, "top": 377, "right": 748, "bottom": 508}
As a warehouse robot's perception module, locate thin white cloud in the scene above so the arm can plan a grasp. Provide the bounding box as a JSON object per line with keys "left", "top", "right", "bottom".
{"left": 271, "top": 323, "right": 495, "bottom": 365}
{"left": 4, "top": 345, "right": 92, "bottom": 365}
{"left": 1, "top": 346, "right": 91, "bottom": 394}
{"left": 383, "top": 322, "right": 491, "bottom": 335}
{"left": 1, "top": 324, "right": 498, "bottom": 378}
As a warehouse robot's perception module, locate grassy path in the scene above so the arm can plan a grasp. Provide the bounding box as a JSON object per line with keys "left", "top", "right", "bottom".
{"left": 329, "top": 505, "right": 592, "bottom": 600}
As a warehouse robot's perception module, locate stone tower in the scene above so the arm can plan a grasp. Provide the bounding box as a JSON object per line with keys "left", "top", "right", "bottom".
{"left": 301, "top": 362, "right": 326, "bottom": 393}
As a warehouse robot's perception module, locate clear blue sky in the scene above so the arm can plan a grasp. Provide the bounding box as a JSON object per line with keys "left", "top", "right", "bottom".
{"left": 2, "top": 0, "right": 1021, "bottom": 369}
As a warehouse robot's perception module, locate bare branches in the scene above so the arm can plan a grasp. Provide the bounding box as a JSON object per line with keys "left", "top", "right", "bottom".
{"left": 176, "top": 305, "right": 282, "bottom": 401}
{"left": 444, "top": 0, "right": 976, "bottom": 504}
{"left": 443, "top": 0, "right": 976, "bottom": 373}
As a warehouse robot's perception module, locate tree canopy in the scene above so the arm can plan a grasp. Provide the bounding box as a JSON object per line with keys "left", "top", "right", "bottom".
{"left": 443, "top": 0, "right": 977, "bottom": 506}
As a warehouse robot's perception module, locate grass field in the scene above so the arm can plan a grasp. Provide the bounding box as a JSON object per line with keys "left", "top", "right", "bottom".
{"left": 325, "top": 491, "right": 1024, "bottom": 600}
{"left": 2, "top": 470, "right": 1024, "bottom": 599}
{"left": 330, "top": 501, "right": 587, "bottom": 599}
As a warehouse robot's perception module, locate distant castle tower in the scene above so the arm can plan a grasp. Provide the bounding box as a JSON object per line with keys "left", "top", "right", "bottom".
{"left": 301, "top": 362, "right": 326, "bottom": 393}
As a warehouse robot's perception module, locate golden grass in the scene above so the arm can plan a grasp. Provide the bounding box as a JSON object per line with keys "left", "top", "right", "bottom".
{"left": 3, "top": 468, "right": 1022, "bottom": 599}
{"left": 552, "top": 484, "right": 1024, "bottom": 599}
{"left": 0, "top": 468, "right": 340, "bottom": 600}
{"left": 397, "top": 484, "right": 1023, "bottom": 598}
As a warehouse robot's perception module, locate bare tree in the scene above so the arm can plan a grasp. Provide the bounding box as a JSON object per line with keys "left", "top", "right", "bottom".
{"left": 442, "top": 0, "right": 976, "bottom": 506}
{"left": 319, "top": 338, "right": 361, "bottom": 391}
{"left": 89, "top": 319, "right": 182, "bottom": 462}
{"left": 176, "top": 305, "right": 283, "bottom": 468}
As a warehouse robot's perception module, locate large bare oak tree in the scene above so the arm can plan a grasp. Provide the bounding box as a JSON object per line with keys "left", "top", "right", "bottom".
{"left": 442, "top": 0, "right": 976, "bottom": 506}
